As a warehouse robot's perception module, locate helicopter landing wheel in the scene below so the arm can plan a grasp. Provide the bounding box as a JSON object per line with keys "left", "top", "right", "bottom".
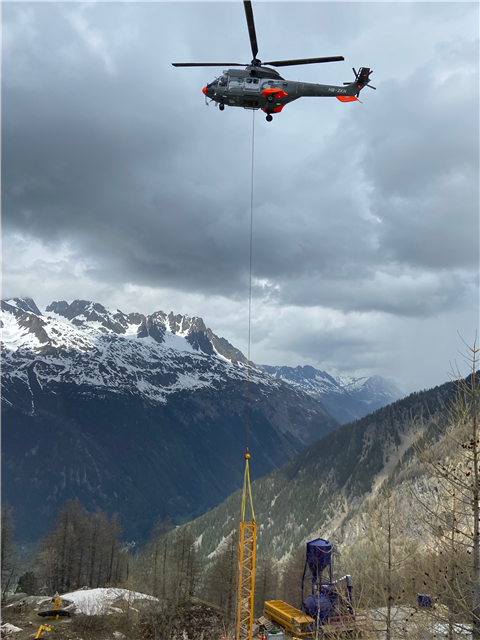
{"left": 219, "top": 103, "right": 225, "bottom": 111}
{"left": 266, "top": 114, "right": 273, "bottom": 122}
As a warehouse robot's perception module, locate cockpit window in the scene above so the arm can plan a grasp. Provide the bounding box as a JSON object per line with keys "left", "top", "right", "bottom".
{"left": 218, "top": 75, "right": 227, "bottom": 87}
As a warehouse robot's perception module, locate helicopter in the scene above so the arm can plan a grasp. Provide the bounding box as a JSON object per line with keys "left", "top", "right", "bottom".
{"left": 173, "top": 1, "right": 375, "bottom": 122}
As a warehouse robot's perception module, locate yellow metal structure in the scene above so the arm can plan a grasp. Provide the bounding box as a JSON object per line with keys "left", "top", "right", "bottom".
{"left": 264, "top": 600, "right": 315, "bottom": 637}
{"left": 237, "top": 520, "right": 257, "bottom": 640}
{"left": 53, "top": 596, "right": 62, "bottom": 620}
{"left": 34, "top": 625, "right": 51, "bottom": 639}
{"left": 236, "top": 451, "right": 257, "bottom": 640}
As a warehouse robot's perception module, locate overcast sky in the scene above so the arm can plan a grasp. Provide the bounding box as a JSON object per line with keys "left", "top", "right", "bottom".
{"left": 2, "top": 1, "right": 479, "bottom": 393}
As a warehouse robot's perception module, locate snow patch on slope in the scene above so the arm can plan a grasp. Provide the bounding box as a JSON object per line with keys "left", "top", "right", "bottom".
{"left": 62, "top": 588, "right": 158, "bottom": 616}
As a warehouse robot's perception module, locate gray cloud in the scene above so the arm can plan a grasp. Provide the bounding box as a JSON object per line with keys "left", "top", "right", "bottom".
{"left": 2, "top": 2, "right": 479, "bottom": 390}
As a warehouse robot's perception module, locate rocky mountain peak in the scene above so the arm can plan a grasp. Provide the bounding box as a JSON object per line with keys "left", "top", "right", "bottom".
{"left": 2, "top": 297, "right": 42, "bottom": 317}
{"left": 137, "top": 314, "right": 165, "bottom": 344}
{"left": 1, "top": 297, "right": 339, "bottom": 542}
{"left": 1, "top": 298, "right": 52, "bottom": 354}
{"left": 45, "top": 300, "right": 136, "bottom": 335}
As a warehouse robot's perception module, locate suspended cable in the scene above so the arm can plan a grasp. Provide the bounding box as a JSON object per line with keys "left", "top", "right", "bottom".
{"left": 246, "top": 108, "right": 255, "bottom": 452}
{"left": 236, "top": 107, "right": 257, "bottom": 640}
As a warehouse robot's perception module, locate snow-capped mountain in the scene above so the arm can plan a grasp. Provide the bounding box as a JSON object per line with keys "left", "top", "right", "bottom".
{"left": 259, "top": 365, "right": 403, "bottom": 424}
{"left": 1, "top": 298, "right": 338, "bottom": 542}
{"left": 336, "top": 373, "right": 403, "bottom": 405}
{"left": 1, "top": 298, "right": 255, "bottom": 410}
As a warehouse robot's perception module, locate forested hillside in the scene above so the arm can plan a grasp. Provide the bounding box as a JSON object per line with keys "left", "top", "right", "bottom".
{"left": 188, "top": 375, "right": 459, "bottom": 562}
{"left": 3, "top": 359, "right": 480, "bottom": 639}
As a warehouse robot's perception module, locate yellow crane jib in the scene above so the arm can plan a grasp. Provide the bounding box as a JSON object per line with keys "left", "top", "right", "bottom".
{"left": 236, "top": 448, "right": 257, "bottom": 640}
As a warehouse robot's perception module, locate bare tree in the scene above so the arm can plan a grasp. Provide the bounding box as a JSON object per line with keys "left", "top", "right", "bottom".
{"left": 133, "top": 517, "right": 173, "bottom": 597}
{"left": 341, "top": 485, "right": 419, "bottom": 639}
{"left": 254, "top": 555, "right": 280, "bottom": 617}
{"left": 203, "top": 530, "right": 237, "bottom": 618}
{"left": 279, "top": 545, "right": 306, "bottom": 610}
{"left": 414, "top": 339, "right": 480, "bottom": 637}
{"left": 1, "top": 502, "right": 20, "bottom": 598}
{"left": 132, "top": 524, "right": 201, "bottom": 606}
{"left": 35, "top": 499, "right": 127, "bottom": 592}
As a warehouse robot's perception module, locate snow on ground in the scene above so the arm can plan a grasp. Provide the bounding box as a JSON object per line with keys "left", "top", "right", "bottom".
{"left": 1, "top": 623, "right": 22, "bottom": 635}
{"left": 61, "top": 588, "right": 158, "bottom": 616}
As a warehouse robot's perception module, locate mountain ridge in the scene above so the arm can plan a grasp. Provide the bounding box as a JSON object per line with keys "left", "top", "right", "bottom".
{"left": 260, "top": 364, "right": 403, "bottom": 423}
{"left": 1, "top": 297, "right": 338, "bottom": 542}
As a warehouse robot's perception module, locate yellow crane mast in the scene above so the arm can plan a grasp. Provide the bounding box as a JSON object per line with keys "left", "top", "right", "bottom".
{"left": 236, "top": 449, "right": 257, "bottom": 640}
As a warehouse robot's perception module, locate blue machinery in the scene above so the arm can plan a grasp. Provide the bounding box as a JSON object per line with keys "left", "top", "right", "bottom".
{"left": 301, "top": 538, "right": 357, "bottom": 627}
{"left": 265, "top": 537, "right": 366, "bottom": 636}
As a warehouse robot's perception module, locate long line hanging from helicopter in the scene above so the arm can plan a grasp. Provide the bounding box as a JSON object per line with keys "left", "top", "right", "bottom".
{"left": 172, "top": 4, "right": 375, "bottom": 639}
{"left": 173, "top": 1, "right": 376, "bottom": 122}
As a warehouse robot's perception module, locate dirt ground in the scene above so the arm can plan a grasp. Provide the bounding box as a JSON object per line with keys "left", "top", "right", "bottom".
{"left": 2, "top": 600, "right": 472, "bottom": 640}
{"left": 1, "top": 600, "right": 225, "bottom": 640}
{"left": 366, "top": 606, "right": 471, "bottom": 639}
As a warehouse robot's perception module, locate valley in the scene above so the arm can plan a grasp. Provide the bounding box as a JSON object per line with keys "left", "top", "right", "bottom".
{"left": 2, "top": 297, "right": 479, "bottom": 639}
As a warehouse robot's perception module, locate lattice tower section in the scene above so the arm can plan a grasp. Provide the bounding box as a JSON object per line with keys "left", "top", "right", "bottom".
{"left": 236, "top": 520, "right": 257, "bottom": 640}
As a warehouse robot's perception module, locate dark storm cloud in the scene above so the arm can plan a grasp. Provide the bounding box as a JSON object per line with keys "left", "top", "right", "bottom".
{"left": 2, "top": 2, "right": 478, "bottom": 324}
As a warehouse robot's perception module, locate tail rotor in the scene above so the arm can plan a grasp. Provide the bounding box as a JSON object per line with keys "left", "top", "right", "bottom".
{"left": 344, "top": 67, "right": 376, "bottom": 97}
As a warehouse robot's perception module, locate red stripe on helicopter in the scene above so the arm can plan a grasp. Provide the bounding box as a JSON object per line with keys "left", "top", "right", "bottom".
{"left": 336, "top": 95, "right": 358, "bottom": 102}
{"left": 262, "top": 88, "right": 288, "bottom": 99}
{"left": 262, "top": 104, "right": 286, "bottom": 114}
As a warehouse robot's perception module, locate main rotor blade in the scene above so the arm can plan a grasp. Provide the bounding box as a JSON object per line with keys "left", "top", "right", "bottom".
{"left": 264, "top": 56, "right": 344, "bottom": 67}
{"left": 172, "top": 62, "right": 246, "bottom": 67}
{"left": 244, "top": 1, "right": 259, "bottom": 60}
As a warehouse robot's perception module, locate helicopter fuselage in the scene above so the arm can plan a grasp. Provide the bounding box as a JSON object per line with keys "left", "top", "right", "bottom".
{"left": 204, "top": 65, "right": 362, "bottom": 115}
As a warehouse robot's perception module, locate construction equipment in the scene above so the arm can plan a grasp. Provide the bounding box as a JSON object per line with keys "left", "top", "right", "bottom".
{"left": 265, "top": 538, "right": 366, "bottom": 638}
{"left": 264, "top": 601, "right": 315, "bottom": 637}
{"left": 34, "top": 625, "right": 51, "bottom": 639}
{"left": 37, "top": 594, "right": 71, "bottom": 619}
{"left": 236, "top": 449, "right": 257, "bottom": 640}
